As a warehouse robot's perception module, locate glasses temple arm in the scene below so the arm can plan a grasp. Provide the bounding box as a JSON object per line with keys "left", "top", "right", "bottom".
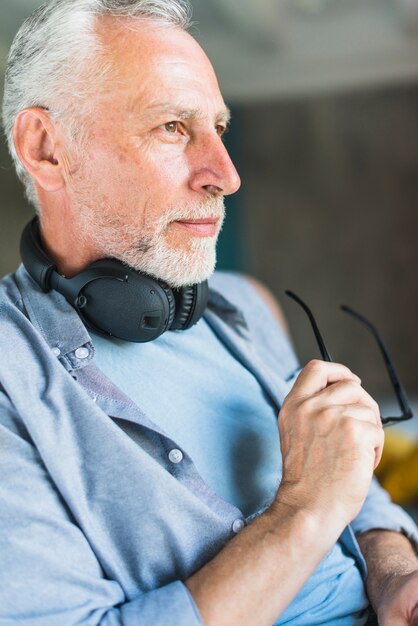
{"left": 286, "top": 290, "right": 332, "bottom": 362}
{"left": 341, "top": 305, "right": 412, "bottom": 418}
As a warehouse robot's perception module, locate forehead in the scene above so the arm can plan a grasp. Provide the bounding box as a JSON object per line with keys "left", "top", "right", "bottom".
{"left": 96, "top": 17, "right": 227, "bottom": 116}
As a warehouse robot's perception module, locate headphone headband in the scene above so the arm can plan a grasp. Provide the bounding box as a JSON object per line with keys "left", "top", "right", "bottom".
{"left": 20, "top": 218, "right": 57, "bottom": 291}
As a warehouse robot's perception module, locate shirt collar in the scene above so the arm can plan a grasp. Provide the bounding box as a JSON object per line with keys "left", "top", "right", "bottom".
{"left": 16, "top": 265, "right": 94, "bottom": 371}
{"left": 207, "top": 288, "right": 248, "bottom": 332}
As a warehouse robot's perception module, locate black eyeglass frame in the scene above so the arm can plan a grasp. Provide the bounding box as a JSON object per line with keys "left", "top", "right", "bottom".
{"left": 285, "top": 290, "right": 413, "bottom": 427}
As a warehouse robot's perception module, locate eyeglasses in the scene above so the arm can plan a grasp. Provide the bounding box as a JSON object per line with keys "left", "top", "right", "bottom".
{"left": 286, "top": 290, "right": 413, "bottom": 427}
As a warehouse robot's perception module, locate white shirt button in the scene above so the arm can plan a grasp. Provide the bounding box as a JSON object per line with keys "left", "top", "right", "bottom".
{"left": 75, "top": 347, "right": 90, "bottom": 360}
{"left": 51, "top": 347, "right": 61, "bottom": 357}
{"left": 232, "top": 519, "right": 245, "bottom": 534}
{"left": 168, "top": 449, "right": 183, "bottom": 464}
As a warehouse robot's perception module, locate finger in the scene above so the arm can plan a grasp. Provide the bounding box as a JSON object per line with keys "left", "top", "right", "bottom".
{"left": 368, "top": 421, "right": 385, "bottom": 469}
{"left": 317, "top": 405, "right": 384, "bottom": 467}
{"left": 310, "top": 381, "right": 381, "bottom": 425}
{"left": 329, "top": 412, "right": 384, "bottom": 468}
{"left": 324, "top": 404, "right": 381, "bottom": 427}
{"left": 347, "top": 418, "right": 384, "bottom": 470}
{"left": 290, "top": 360, "right": 361, "bottom": 398}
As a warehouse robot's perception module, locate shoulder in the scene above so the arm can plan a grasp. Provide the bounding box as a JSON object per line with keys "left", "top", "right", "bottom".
{"left": 209, "top": 270, "right": 289, "bottom": 336}
{"left": 209, "top": 271, "right": 299, "bottom": 380}
{"left": 0, "top": 270, "right": 25, "bottom": 315}
{"left": 240, "top": 275, "right": 289, "bottom": 336}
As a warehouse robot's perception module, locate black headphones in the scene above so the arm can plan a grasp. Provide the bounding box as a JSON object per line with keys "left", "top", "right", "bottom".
{"left": 20, "top": 217, "right": 209, "bottom": 342}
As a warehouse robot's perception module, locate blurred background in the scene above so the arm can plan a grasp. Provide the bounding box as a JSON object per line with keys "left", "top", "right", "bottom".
{"left": 1, "top": 0, "right": 418, "bottom": 411}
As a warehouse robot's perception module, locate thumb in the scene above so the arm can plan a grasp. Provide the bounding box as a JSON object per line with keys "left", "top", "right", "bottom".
{"left": 291, "top": 359, "right": 361, "bottom": 398}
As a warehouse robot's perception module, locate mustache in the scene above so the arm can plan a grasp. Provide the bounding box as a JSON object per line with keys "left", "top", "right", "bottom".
{"left": 161, "top": 196, "right": 225, "bottom": 225}
{"left": 128, "top": 196, "right": 226, "bottom": 255}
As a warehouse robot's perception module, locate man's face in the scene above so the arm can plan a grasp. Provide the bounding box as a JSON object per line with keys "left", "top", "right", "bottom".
{"left": 66, "top": 19, "right": 241, "bottom": 287}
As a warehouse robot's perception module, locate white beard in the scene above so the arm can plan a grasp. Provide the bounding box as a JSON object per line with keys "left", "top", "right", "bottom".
{"left": 121, "top": 231, "right": 221, "bottom": 287}
{"left": 77, "top": 195, "right": 225, "bottom": 287}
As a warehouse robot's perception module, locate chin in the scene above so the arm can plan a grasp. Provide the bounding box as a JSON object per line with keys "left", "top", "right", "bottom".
{"left": 120, "top": 240, "right": 218, "bottom": 288}
{"left": 158, "top": 259, "right": 217, "bottom": 289}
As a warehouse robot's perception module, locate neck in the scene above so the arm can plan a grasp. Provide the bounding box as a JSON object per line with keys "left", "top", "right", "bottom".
{"left": 37, "top": 197, "right": 101, "bottom": 277}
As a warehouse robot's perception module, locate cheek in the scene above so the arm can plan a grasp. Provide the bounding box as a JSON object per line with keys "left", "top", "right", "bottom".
{"left": 85, "top": 145, "right": 147, "bottom": 204}
{"left": 131, "top": 132, "right": 191, "bottom": 184}
{"left": 73, "top": 127, "right": 192, "bottom": 223}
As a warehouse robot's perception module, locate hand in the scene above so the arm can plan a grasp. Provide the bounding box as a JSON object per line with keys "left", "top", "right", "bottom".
{"left": 378, "top": 570, "right": 418, "bottom": 625}
{"left": 275, "top": 360, "right": 384, "bottom": 532}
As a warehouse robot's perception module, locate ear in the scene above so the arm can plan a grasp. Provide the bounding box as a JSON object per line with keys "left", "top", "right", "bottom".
{"left": 12, "top": 107, "right": 66, "bottom": 193}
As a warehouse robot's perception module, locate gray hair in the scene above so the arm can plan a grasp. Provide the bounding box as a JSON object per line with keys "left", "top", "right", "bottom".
{"left": 2, "top": 0, "right": 193, "bottom": 210}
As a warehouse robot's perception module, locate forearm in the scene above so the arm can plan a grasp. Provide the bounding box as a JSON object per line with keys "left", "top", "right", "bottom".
{"left": 187, "top": 359, "right": 384, "bottom": 626}
{"left": 357, "top": 529, "right": 418, "bottom": 611}
{"left": 185, "top": 501, "right": 339, "bottom": 626}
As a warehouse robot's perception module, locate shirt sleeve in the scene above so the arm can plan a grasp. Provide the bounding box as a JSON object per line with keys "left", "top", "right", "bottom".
{"left": 0, "top": 389, "right": 203, "bottom": 626}
{"left": 351, "top": 476, "right": 418, "bottom": 547}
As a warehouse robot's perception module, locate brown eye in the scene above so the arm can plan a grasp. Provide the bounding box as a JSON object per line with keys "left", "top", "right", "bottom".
{"left": 164, "top": 121, "right": 178, "bottom": 133}
{"left": 216, "top": 124, "right": 228, "bottom": 138}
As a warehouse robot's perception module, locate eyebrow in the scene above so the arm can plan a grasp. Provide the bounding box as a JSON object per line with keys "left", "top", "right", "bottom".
{"left": 132, "top": 101, "right": 231, "bottom": 125}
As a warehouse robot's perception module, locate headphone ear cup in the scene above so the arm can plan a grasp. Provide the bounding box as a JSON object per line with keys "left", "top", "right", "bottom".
{"left": 20, "top": 217, "right": 208, "bottom": 342}
{"left": 160, "top": 283, "right": 176, "bottom": 329}
{"left": 171, "top": 281, "right": 209, "bottom": 330}
{"left": 75, "top": 266, "right": 177, "bottom": 342}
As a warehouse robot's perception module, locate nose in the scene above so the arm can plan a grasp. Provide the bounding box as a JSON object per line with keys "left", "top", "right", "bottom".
{"left": 188, "top": 132, "right": 241, "bottom": 197}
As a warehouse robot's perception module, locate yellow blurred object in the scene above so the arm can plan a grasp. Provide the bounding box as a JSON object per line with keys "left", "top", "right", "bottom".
{"left": 376, "top": 430, "right": 418, "bottom": 505}
{"left": 376, "top": 430, "right": 416, "bottom": 476}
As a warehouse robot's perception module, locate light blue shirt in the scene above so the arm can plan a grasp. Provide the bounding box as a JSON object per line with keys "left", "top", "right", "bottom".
{"left": 91, "top": 318, "right": 371, "bottom": 625}
{"left": 1, "top": 266, "right": 417, "bottom": 626}
{"left": 91, "top": 318, "right": 283, "bottom": 519}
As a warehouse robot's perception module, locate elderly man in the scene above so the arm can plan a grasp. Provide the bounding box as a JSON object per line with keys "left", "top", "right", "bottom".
{"left": 1, "top": 1, "right": 418, "bottom": 624}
